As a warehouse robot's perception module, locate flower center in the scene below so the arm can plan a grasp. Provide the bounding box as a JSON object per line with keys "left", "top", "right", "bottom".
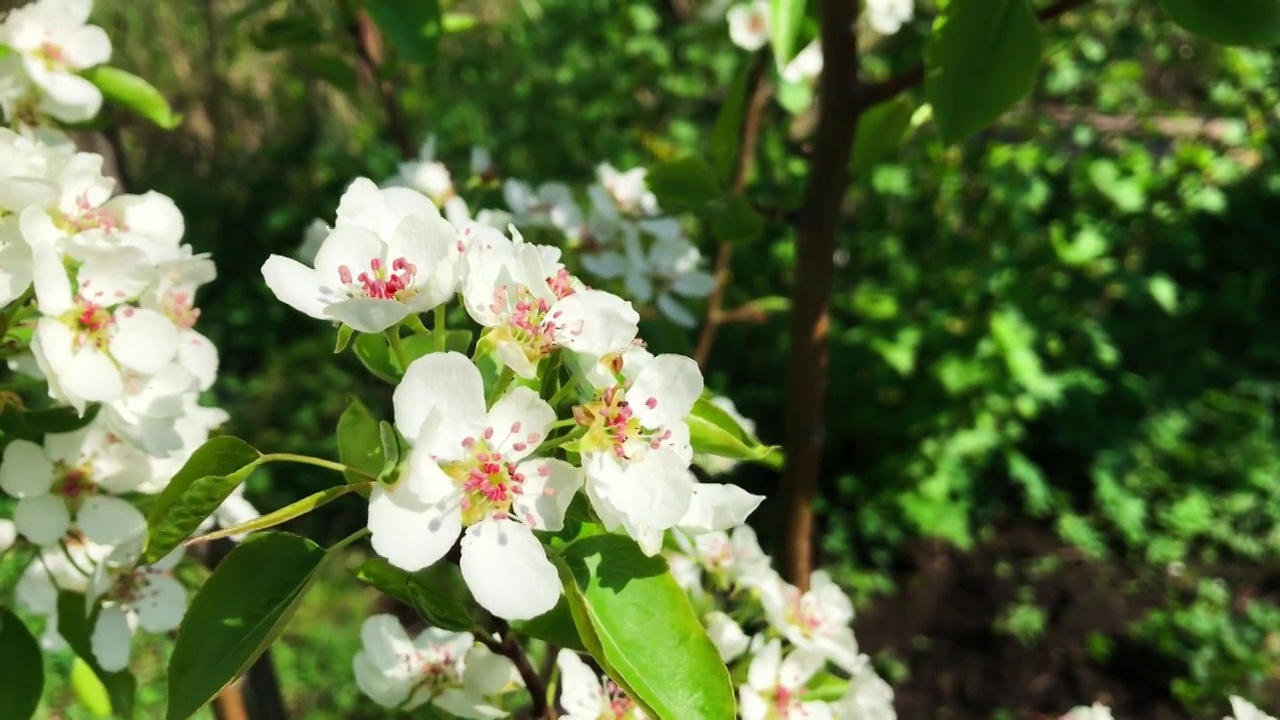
{"left": 159, "top": 290, "right": 200, "bottom": 329}
{"left": 773, "top": 685, "right": 801, "bottom": 717}
{"left": 407, "top": 647, "right": 461, "bottom": 692}
{"left": 547, "top": 268, "right": 576, "bottom": 300}
{"left": 57, "top": 300, "right": 117, "bottom": 350}
{"left": 603, "top": 679, "right": 636, "bottom": 719}
{"left": 36, "top": 42, "right": 66, "bottom": 70}
{"left": 338, "top": 256, "right": 417, "bottom": 301}
{"left": 442, "top": 427, "right": 541, "bottom": 524}
{"left": 575, "top": 385, "right": 668, "bottom": 460}
{"left": 56, "top": 195, "right": 127, "bottom": 235}
{"left": 785, "top": 591, "right": 825, "bottom": 636}
{"left": 52, "top": 463, "right": 97, "bottom": 513}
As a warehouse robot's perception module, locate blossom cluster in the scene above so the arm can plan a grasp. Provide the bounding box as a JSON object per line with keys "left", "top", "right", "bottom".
{"left": 0, "top": 0, "right": 253, "bottom": 673}
{"left": 1063, "top": 696, "right": 1275, "bottom": 720}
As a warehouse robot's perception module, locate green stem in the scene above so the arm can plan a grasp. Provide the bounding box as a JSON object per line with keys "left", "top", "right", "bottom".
{"left": 261, "top": 453, "right": 378, "bottom": 481}
{"left": 187, "top": 482, "right": 373, "bottom": 545}
{"left": 487, "top": 365, "right": 514, "bottom": 406}
{"left": 538, "top": 427, "right": 586, "bottom": 453}
{"left": 386, "top": 328, "right": 411, "bottom": 371}
{"left": 433, "top": 306, "right": 448, "bottom": 353}
{"left": 329, "top": 526, "right": 371, "bottom": 553}
{"left": 548, "top": 378, "right": 580, "bottom": 409}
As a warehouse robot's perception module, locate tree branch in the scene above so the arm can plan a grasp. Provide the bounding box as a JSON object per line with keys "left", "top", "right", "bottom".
{"left": 479, "top": 620, "right": 557, "bottom": 720}
{"left": 853, "top": 0, "right": 1092, "bottom": 113}
{"left": 694, "top": 53, "right": 772, "bottom": 368}
{"left": 778, "top": 0, "right": 861, "bottom": 590}
{"left": 345, "top": 5, "right": 416, "bottom": 159}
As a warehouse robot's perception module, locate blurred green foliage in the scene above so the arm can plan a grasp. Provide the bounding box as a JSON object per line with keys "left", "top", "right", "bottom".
{"left": 49, "top": 0, "right": 1280, "bottom": 715}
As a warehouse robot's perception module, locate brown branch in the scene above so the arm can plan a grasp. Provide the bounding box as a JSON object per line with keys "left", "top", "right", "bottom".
{"left": 479, "top": 620, "right": 557, "bottom": 720}
{"left": 346, "top": 7, "right": 415, "bottom": 159}
{"left": 777, "top": 0, "right": 860, "bottom": 591}
{"left": 853, "top": 0, "right": 1093, "bottom": 113}
{"left": 694, "top": 53, "right": 772, "bottom": 368}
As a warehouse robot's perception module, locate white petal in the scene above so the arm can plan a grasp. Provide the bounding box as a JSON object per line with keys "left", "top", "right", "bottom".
{"left": 14, "top": 494, "right": 70, "bottom": 545}
{"left": 36, "top": 72, "right": 102, "bottom": 123}
{"left": 655, "top": 292, "right": 699, "bottom": 328}
{"left": 404, "top": 435, "right": 462, "bottom": 505}
{"left": 90, "top": 604, "right": 136, "bottom": 672}
{"left": 367, "top": 482, "right": 461, "bottom": 572}
{"left": 459, "top": 518, "right": 560, "bottom": 620}
{"left": 177, "top": 330, "right": 219, "bottom": 391}
{"left": 705, "top": 611, "right": 750, "bottom": 662}
{"left": 513, "top": 458, "right": 583, "bottom": 532}
{"left": 77, "top": 495, "right": 146, "bottom": 547}
{"left": 585, "top": 449, "right": 694, "bottom": 530}
{"left": 748, "top": 638, "right": 783, "bottom": 690}
{"left": 324, "top": 297, "right": 411, "bottom": 334}
{"left": 260, "top": 255, "right": 332, "bottom": 320}
{"left": 677, "top": 483, "right": 763, "bottom": 533}
{"left": 110, "top": 308, "right": 179, "bottom": 374}
{"left": 556, "top": 650, "right": 605, "bottom": 717}
{"left": 353, "top": 651, "right": 410, "bottom": 707}
{"left": 671, "top": 270, "right": 717, "bottom": 297}
{"left": 484, "top": 386, "right": 554, "bottom": 461}
{"left": 739, "top": 687, "right": 769, "bottom": 720}
{"left": 0, "top": 439, "right": 55, "bottom": 496}
{"left": 393, "top": 351, "right": 487, "bottom": 442}
{"left": 779, "top": 647, "right": 827, "bottom": 689}
{"left": 549, "top": 290, "right": 639, "bottom": 358}
{"left": 313, "top": 225, "right": 385, "bottom": 285}
{"left": 628, "top": 354, "right": 703, "bottom": 429}
{"left": 359, "top": 614, "right": 417, "bottom": 676}
{"left": 134, "top": 573, "right": 187, "bottom": 632}
{"left": 462, "top": 644, "right": 520, "bottom": 696}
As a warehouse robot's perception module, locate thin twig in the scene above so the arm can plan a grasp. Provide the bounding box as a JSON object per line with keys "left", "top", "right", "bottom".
{"left": 694, "top": 53, "right": 772, "bottom": 368}
{"left": 345, "top": 4, "right": 415, "bottom": 159}
{"left": 853, "top": 0, "right": 1093, "bottom": 112}
{"left": 479, "top": 620, "right": 558, "bottom": 720}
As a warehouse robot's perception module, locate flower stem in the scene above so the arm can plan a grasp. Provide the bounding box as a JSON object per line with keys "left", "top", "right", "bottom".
{"left": 487, "top": 366, "right": 514, "bottom": 407}
{"left": 433, "top": 306, "right": 448, "bottom": 353}
{"left": 386, "top": 328, "right": 411, "bottom": 371}
{"left": 261, "top": 453, "right": 378, "bottom": 481}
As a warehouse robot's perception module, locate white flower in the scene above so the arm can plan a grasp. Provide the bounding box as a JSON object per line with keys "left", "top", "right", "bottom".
{"left": 0, "top": 0, "right": 112, "bottom": 123}
{"left": 0, "top": 226, "right": 34, "bottom": 306}
{"left": 261, "top": 178, "right": 460, "bottom": 333}
{"left": 705, "top": 611, "right": 750, "bottom": 662}
{"left": 391, "top": 136, "right": 455, "bottom": 207}
{"left": 620, "top": 232, "right": 717, "bottom": 328}
{"left": 865, "top": 0, "right": 913, "bottom": 36}
{"left": 577, "top": 350, "right": 703, "bottom": 555}
{"left": 727, "top": 1, "right": 771, "bottom": 52}
{"left": 87, "top": 541, "right": 187, "bottom": 672}
{"left": 595, "top": 164, "right": 658, "bottom": 218}
{"left": 833, "top": 655, "right": 895, "bottom": 720}
{"left": 353, "top": 614, "right": 516, "bottom": 716}
{"left": 368, "top": 352, "right": 583, "bottom": 620}
{"left": 557, "top": 650, "right": 648, "bottom": 720}
{"left": 0, "top": 422, "right": 150, "bottom": 547}
{"left": 674, "top": 524, "right": 772, "bottom": 590}
{"left": 140, "top": 249, "right": 219, "bottom": 391}
{"left": 1061, "top": 703, "right": 1113, "bottom": 720}
{"left": 503, "top": 179, "right": 583, "bottom": 236}
{"left": 740, "top": 639, "right": 832, "bottom": 720}
{"left": 470, "top": 146, "right": 493, "bottom": 177}
{"left": 14, "top": 539, "right": 106, "bottom": 650}
{"left": 461, "top": 226, "right": 639, "bottom": 378}
{"left": 1227, "top": 697, "right": 1276, "bottom": 720}
{"left": 781, "top": 41, "right": 823, "bottom": 85}
{"left": 759, "top": 571, "right": 860, "bottom": 672}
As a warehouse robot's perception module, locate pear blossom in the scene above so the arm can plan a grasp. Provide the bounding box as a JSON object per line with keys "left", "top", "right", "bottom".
{"left": 727, "top": 1, "right": 771, "bottom": 52}
{"left": 141, "top": 249, "right": 219, "bottom": 391}
{"left": 1228, "top": 698, "right": 1277, "bottom": 720}
{"left": 674, "top": 524, "right": 771, "bottom": 590}
{"left": 865, "top": 0, "right": 914, "bottom": 36}
{"left": 0, "top": 0, "right": 112, "bottom": 123}
{"left": 595, "top": 164, "right": 658, "bottom": 218}
{"left": 1061, "top": 703, "right": 1114, "bottom": 720}
{"left": 297, "top": 217, "right": 329, "bottom": 265}
{"left": 86, "top": 540, "right": 187, "bottom": 672}
{"left": 14, "top": 538, "right": 106, "bottom": 649}
{"left": 833, "top": 655, "right": 896, "bottom": 720}
{"left": 470, "top": 146, "right": 494, "bottom": 178}
{"left": 261, "top": 178, "right": 460, "bottom": 333}
{"left": 705, "top": 611, "right": 751, "bottom": 662}
{"left": 368, "top": 352, "right": 583, "bottom": 620}
{"left": 740, "top": 639, "right": 833, "bottom": 720}
{"left": 759, "top": 570, "right": 860, "bottom": 672}
{"left": 389, "top": 135, "right": 456, "bottom": 207}
{"left": 503, "top": 178, "right": 584, "bottom": 236}
{"left": 0, "top": 228, "right": 34, "bottom": 306}
{"left": 0, "top": 422, "right": 150, "bottom": 546}
{"left": 556, "top": 650, "right": 649, "bottom": 720}
{"left": 782, "top": 41, "right": 823, "bottom": 85}
{"left": 576, "top": 350, "right": 704, "bottom": 555}
{"left": 461, "top": 226, "right": 639, "bottom": 378}
{"left": 353, "top": 614, "right": 517, "bottom": 716}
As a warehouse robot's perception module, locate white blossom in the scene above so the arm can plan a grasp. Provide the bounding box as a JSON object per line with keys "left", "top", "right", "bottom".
{"left": 741, "top": 639, "right": 833, "bottom": 720}
{"left": 727, "top": 1, "right": 771, "bottom": 52}
{"left": 557, "top": 650, "right": 648, "bottom": 720}
{"left": 0, "top": 0, "right": 111, "bottom": 123}
{"left": 759, "top": 570, "right": 860, "bottom": 672}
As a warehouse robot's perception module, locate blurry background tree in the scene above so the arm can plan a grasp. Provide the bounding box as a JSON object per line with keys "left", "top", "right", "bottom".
{"left": 40, "top": 0, "right": 1280, "bottom": 717}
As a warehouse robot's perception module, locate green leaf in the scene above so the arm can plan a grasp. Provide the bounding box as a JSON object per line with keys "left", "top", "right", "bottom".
{"left": 708, "top": 195, "right": 764, "bottom": 244}
{"left": 57, "top": 593, "right": 136, "bottom": 718}
{"left": 770, "top": 0, "right": 807, "bottom": 69}
{"left": 367, "top": 0, "right": 443, "bottom": 64}
{"left": 0, "top": 610, "right": 43, "bottom": 720}
{"left": 82, "top": 67, "right": 181, "bottom": 129}
{"left": 377, "top": 421, "right": 409, "bottom": 483}
{"left": 558, "top": 535, "right": 736, "bottom": 720}
{"left": 509, "top": 596, "right": 586, "bottom": 651}
{"left": 70, "top": 657, "right": 113, "bottom": 718}
{"left": 776, "top": 77, "right": 813, "bottom": 115}
{"left": 353, "top": 333, "right": 402, "bottom": 383}
{"left": 1161, "top": 0, "right": 1280, "bottom": 45}
{"left": 710, "top": 64, "right": 751, "bottom": 185}
{"left": 354, "top": 558, "right": 474, "bottom": 631}
{"left": 686, "top": 412, "right": 779, "bottom": 466}
{"left": 1147, "top": 274, "right": 1179, "bottom": 314}
{"left": 0, "top": 402, "right": 99, "bottom": 439}
{"left": 189, "top": 483, "right": 363, "bottom": 544}
{"left": 144, "top": 437, "right": 263, "bottom": 564}
{"left": 852, "top": 97, "right": 914, "bottom": 177}
{"left": 924, "top": 0, "right": 1042, "bottom": 144}
{"left": 334, "top": 323, "right": 355, "bottom": 353}
{"left": 646, "top": 157, "right": 722, "bottom": 210}
{"left": 690, "top": 397, "right": 756, "bottom": 444}
{"left": 442, "top": 12, "right": 479, "bottom": 33}
{"left": 167, "top": 532, "right": 334, "bottom": 720}
{"left": 250, "top": 16, "right": 324, "bottom": 50}
{"left": 337, "top": 396, "right": 383, "bottom": 485}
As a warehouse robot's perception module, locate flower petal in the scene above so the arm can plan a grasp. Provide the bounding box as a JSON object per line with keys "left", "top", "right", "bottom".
{"left": 14, "top": 494, "right": 70, "bottom": 546}
{"left": 677, "top": 482, "right": 763, "bottom": 534}
{"left": 367, "top": 481, "right": 461, "bottom": 572}
{"left": 459, "top": 518, "right": 560, "bottom": 620}
{"left": 549, "top": 289, "right": 639, "bottom": 358}
{"left": 0, "top": 439, "right": 55, "bottom": 496}
{"left": 90, "top": 604, "right": 136, "bottom": 672}
{"left": 324, "top": 297, "right": 411, "bottom": 334}
{"left": 134, "top": 573, "right": 186, "bottom": 633}
{"left": 260, "top": 255, "right": 332, "bottom": 320}
{"left": 556, "top": 650, "right": 605, "bottom": 717}
{"left": 513, "top": 458, "right": 583, "bottom": 532}
{"left": 485, "top": 386, "right": 554, "bottom": 461}
{"left": 77, "top": 495, "right": 146, "bottom": 547}
{"left": 628, "top": 353, "right": 703, "bottom": 429}
{"left": 393, "top": 351, "right": 486, "bottom": 443}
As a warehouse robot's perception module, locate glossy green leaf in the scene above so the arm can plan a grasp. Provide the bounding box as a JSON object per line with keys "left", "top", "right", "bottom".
{"left": 353, "top": 333, "right": 401, "bottom": 383}
{"left": 708, "top": 195, "right": 764, "bottom": 244}
{"left": 710, "top": 64, "right": 751, "bottom": 185}
{"left": 337, "top": 396, "right": 383, "bottom": 485}
{"left": 852, "top": 97, "right": 914, "bottom": 177}
{"left": 691, "top": 397, "right": 756, "bottom": 444}
{"left": 647, "top": 157, "right": 721, "bottom": 210}
{"left": 82, "top": 67, "right": 181, "bottom": 129}
{"left": 558, "top": 535, "right": 736, "bottom": 720}
{"left": 57, "top": 593, "right": 136, "bottom": 718}
{"left": 354, "top": 558, "right": 474, "bottom": 631}
{"left": 925, "top": 0, "right": 1042, "bottom": 144}
{"left": 509, "top": 595, "right": 586, "bottom": 651}
{"left": 189, "top": 483, "right": 363, "bottom": 544}
{"left": 377, "top": 421, "right": 409, "bottom": 483}
{"left": 367, "top": 0, "right": 443, "bottom": 64}
{"left": 144, "top": 436, "right": 263, "bottom": 563}
{"left": 770, "top": 0, "right": 807, "bottom": 69}
{"left": 70, "top": 657, "right": 112, "bottom": 718}
{"left": 334, "top": 323, "right": 355, "bottom": 353}
{"left": 167, "top": 532, "right": 330, "bottom": 720}
{"left": 0, "top": 402, "right": 99, "bottom": 439}
{"left": 1161, "top": 0, "right": 1280, "bottom": 45}
{"left": 0, "top": 610, "right": 43, "bottom": 720}
{"left": 687, "top": 407, "right": 780, "bottom": 467}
